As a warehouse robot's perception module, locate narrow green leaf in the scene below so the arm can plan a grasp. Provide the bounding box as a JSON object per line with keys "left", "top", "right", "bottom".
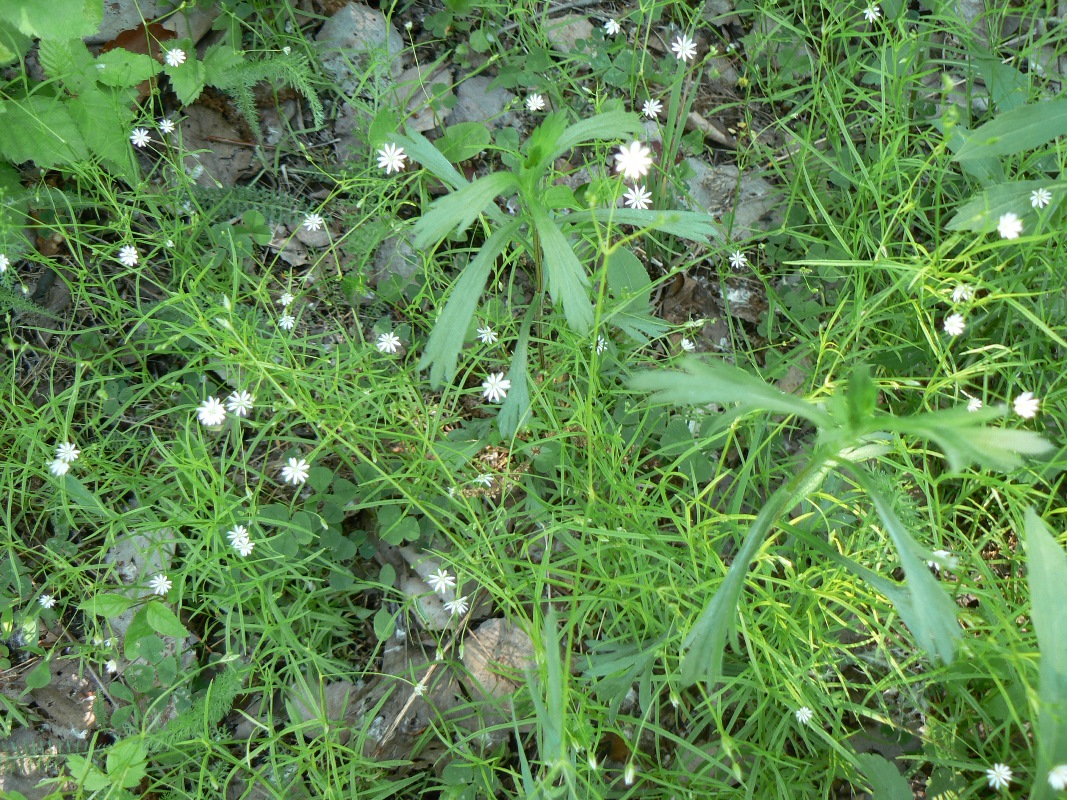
{"left": 411, "top": 171, "right": 518, "bottom": 248}
{"left": 59, "top": 474, "right": 112, "bottom": 518}
{"left": 418, "top": 220, "right": 519, "bottom": 386}
{"left": 955, "top": 98, "right": 1067, "bottom": 161}
{"left": 569, "top": 207, "right": 722, "bottom": 243}
{"left": 498, "top": 307, "right": 534, "bottom": 437}
{"left": 529, "top": 205, "right": 593, "bottom": 333}
{"left": 855, "top": 753, "right": 912, "bottom": 800}
{"left": 1024, "top": 509, "right": 1067, "bottom": 800}
{"left": 551, "top": 110, "right": 643, "bottom": 159}
{"left": 393, "top": 129, "right": 472, "bottom": 191}
{"left": 630, "top": 356, "right": 832, "bottom": 427}
{"left": 945, "top": 180, "right": 1065, "bottom": 233}
{"left": 79, "top": 593, "right": 134, "bottom": 618}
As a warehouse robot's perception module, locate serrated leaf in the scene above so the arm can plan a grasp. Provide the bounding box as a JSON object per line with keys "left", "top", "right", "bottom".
{"left": 418, "top": 220, "right": 518, "bottom": 386}
{"left": 94, "top": 48, "right": 161, "bottom": 88}
{"left": 411, "top": 171, "right": 518, "bottom": 248}
{"left": 945, "top": 180, "right": 1065, "bottom": 232}
{"left": 0, "top": 20, "right": 32, "bottom": 65}
{"left": 202, "top": 43, "right": 244, "bottom": 78}
{"left": 1024, "top": 509, "right": 1067, "bottom": 800}
{"left": 530, "top": 205, "right": 592, "bottom": 333}
{"left": 68, "top": 87, "right": 137, "bottom": 181}
{"left": 955, "top": 98, "right": 1067, "bottom": 161}
{"left": 608, "top": 310, "right": 668, "bottom": 344}
{"left": 0, "top": 0, "right": 100, "bottom": 39}
{"left": 38, "top": 38, "right": 94, "bottom": 92}
{"left": 0, "top": 95, "right": 88, "bottom": 167}
{"left": 855, "top": 753, "right": 912, "bottom": 800}
{"left": 630, "top": 356, "right": 832, "bottom": 427}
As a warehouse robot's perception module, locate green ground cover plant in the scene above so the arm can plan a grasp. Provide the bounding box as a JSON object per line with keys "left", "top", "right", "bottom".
{"left": 1, "top": 0, "right": 1065, "bottom": 798}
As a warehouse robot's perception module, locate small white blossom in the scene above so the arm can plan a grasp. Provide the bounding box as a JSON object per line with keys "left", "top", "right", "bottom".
{"left": 278, "top": 313, "right": 296, "bottom": 331}
{"left": 55, "top": 442, "right": 80, "bottom": 463}
{"left": 303, "top": 212, "right": 325, "bottom": 232}
{"left": 130, "top": 128, "right": 151, "bottom": 148}
{"left": 232, "top": 537, "right": 255, "bottom": 557}
{"left": 594, "top": 335, "right": 607, "bottom": 354}
{"left": 862, "top": 5, "right": 881, "bottom": 22}
{"left": 279, "top": 291, "right": 295, "bottom": 306}
{"left": 118, "top": 245, "right": 139, "bottom": 267}
{"left": 641, "top": 98, "right": 662, "bottom": 118}
{"left": 926, "top": 549, "right": 957, "bottom": 571}
{"left": 377, "top": 143, "right": 407, "bottom": 174}
{"left": 671, "top": 33, "right": 697, "bottom": 62}
{"left": 729, "top": 250, "right": 749, "bottom": 269}
{"left": 105, "top": 659, "right": 119, "bottom": 674}
{"left": 226, "top": 391, "right": 254, "bottom": 417}
{"left": 158, "top": 117, "right": 176, "bottom": 135}
{"left": 997, "top": 212, "right": 1023, "bottom": 239}
{"left": 623, "top": 762, "right": 637, "bottom": 785}
{"left": 1048, "top": 764, "right": 1067, "bottom": 791}
{"left": 49, "top": 458, "right": 70, "bottom": 477}
{"left": 376, "top": 332, "right": 402, "bottom": 354}
{"left": 986, "top": 763, "right": 1012, "bottom": 791}
{"left": 412, "top": 682, "right": 425, "bottom": 697}
{"left": 165, "top": 48, "right": 187, "bottom": 67}
{"left": 444, "top": 595, "right": 469, "bottom": 616}
{"left": 149, "top": 574, "right": 172, "bottom": 596}
{"left": 281, "top": 457, "right": 310, "bottom": 486}
{"left": 525, "top": 93, "right": 546, "bottom": 112}
{"left": 0, "top": 254, "right": 9, "bottom": 272}
{"left": 39, "top": 594, "right": 57, "bottom": 609}
{"left": 1013, "top": 391, "right": 1040, "bottom": 419}
{"left": 427, "top": 569, "right": 456, "bottom": 594}
{"left": 966, "top": 396, "right": 983, "bottom": 412}
{"left": 680, "top": 338, "right": 696, "bottom": 352}
{"left": 165, "top": 239, "right": 175, "bottom": 248}
{"left": 477, "top": 325, "right": 498, "bottom": 344}
{"left": 623, "top": 184, "right": 652, "bottom": 210}
{"left": 943, "top": 313, "right": 965, "bottom": 336}
{"left": 615, "top": 141, "right": 653, "bottom": 181}
{"left": 604, "top": 18, "right": 621, "bottom": 36}
{"left": 227, "top": 525, "right": 250, "bottom": 545}
{"left": 474, "top": 473, "right": 493, "bottom": 488}
{"left": 952, "top": 284, "right": 973, "bottom": 303}
{"left": 795, "top": 706, "right": 814, "bottom": 725}
{"left": 482, "top": 372, "right": 511, "bottom": 403}
{"left": 1030, "top": 187, "right": 1052, "bottom": 209}
{"left": 197, "top": 397, "right": 227, "bottom": 426}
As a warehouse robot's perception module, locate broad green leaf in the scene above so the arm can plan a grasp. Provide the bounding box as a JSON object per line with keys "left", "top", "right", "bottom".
{"left": 945, "top": 180, "right": 1065, "bottom": 233}
{"left": 845, "top": 363, "right": 877, "bottom": 431}
{"left": 24, "top": 658, "right": 52, "bottom": 690}
{"left": 0, "top": 95, "right": 88, "bottom": 167}
{"left": 94, "top": 48, "right": 161, "bottom": 88}
{"left": 166, "top": 49, "right": 207, "bottom": 105}
{"left": 79, "top": 593, "right": 134, "bottom": 617}
{"left": 551, "top": 110, "right": 642, "bottom": 160}
{"left": 202, "top": 43, "right": 245, "bottom": 81}
{"left": 373, "top": 607, "right": 395, "bottom": 640}
{"left": 0, "top": 0, "right": 100, "bottom": 39}
{"left": 394, "top": 129, "right": 471, "bottom": 191}
{"left": 435, "top": 121, "right": 491, "bottom": 163}
{"left": 886, "top": 405, "right": 1053, "bottom": 471}
{"left": 608, "top": 309, "right": 668, "bottom": 344}
{"left": 68, "top": 87, "right": 137, "bottom": 181}
{"left": 0, "top": 20, "right": 32, "bottom": 64}
{"left": 418, "top": 220, "right": 519, "bottom": 386}
{"left": 862, "top": 478, "right": 960, "bottom": 665}
{"left": 568, "top": 207, "right": 722, "bottom": 243}
{"left": 630, "top": 356, "right": 832, "bottom": 427}
{"left": 143, "top": 600, "right": 189, "bottom": 638}
{"left": 497, "top": 308, "right": 534, "bottom": 437}
{"left": 1024, "top": 509, "right": 1067, "bottom": 800}
{"left": 411, "top": 171, "right": 518, "bottom": 248}
{"left": 529, "top": 205, "right": 593, "bottom": 333}
{"left": 855, "top": 753, "right": 912, "bottom": 800}
{"left": 106, "top": 736, "right": 148, "bottom": 789}
{"left": 66, "top": 753, "right": 110, "bottom": 792}
{"left": 606, "top": 247, "right": 652, "bottom": 309}
{"left": 58, "top": 473, "right": 112, "bottom": 518}
{"left": 955, "top": 98, "right": 1067, "bottom": 161}
{"left": 973, "top": 52, "right": 1028, "bottom": 112}
{"left": 38, "top": 38, "right": 95, "bottom": 92}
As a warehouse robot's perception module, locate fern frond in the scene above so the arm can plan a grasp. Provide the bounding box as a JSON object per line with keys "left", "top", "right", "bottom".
{"left": 209, "top": 54, "right": 324, "bottom": 141}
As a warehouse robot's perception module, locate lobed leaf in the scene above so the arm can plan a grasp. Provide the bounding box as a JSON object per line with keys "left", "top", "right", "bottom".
{"left": 529, "top": 205, "right": 594, "bottom": 333}
{"left": 550, "top": 110, "right": 643, "bottom": 160}
{"left": 411, "top": 171, "right": 518, "bottom": 248}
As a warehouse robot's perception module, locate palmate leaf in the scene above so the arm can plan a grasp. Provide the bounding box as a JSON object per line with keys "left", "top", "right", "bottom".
{"left": 418, "top": 220, "right": 519, "bottom": 387}
{"left": 529, "top": 204, "right": 593, "bottom": 334}
{"left": 411, "top": 171, "right": 519, "bottom": 248}
{"left": 1023, "top": 509, "right": 1067, "bottom": 800}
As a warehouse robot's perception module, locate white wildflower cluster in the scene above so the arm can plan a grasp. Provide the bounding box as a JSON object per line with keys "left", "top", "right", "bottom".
{"left": 226, "top": 524, "right": 255, "bottom": 557}
{"left": 49, "top": 441, "right": 80, "bottom": 477}
{"left": 196, "top": 392, "right": 256, "bottom": 427}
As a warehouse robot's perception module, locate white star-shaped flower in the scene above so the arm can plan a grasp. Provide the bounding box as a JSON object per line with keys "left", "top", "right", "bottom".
{"left": 986, "top": 763, "right": 1012, "bottom": 791}
{"left": 130, "top": 128, "right": 151, "bottom": 148}
{"left": 55, "top": 442, "right": 80, "bottom": 463}
{"left": 952, "top": 284, "right": 973, "bottom": 303}
{"left": 149, "top": 573, "right": 172, "bottom": 596}
{"left": 594, "top": 334, "right": 607, "bottom": 354}
{"left": 1030, "top": 187, "right": 1052, "bottom": 209}
{"left": 377, "top": 143, "right": 407, "bottom": 174}
{"left": 376, "top": 332, "right": 402, "bottom": 354}
{"left": 118, "top": 245, "right": 139, "bottom": 267}
{"left": 482, "top": 372, "right": 510, "bottom": 403}
{"left": 158, "top": 117, "right": 176, "bottom": 135}
{"left": 641, "top": 98, "right": 662, "bottom": 118}
{"left": 862, "top": 5, "right": 881, "bottom": 22}
{"left": 232, "top": 537, "right": 255, "bottom": 557}
{"left": 1048, "top": 764, "right": 1067, "bottom": 791}
{"left": 105, "top": 659, "right": 119, "bottom": 674}
{"left": 795, "top": 706, "right": 813, "bottom": 725}
{"left": 39, "top": 594, "right": 57, "bottom": 609}
{"left": 474, "top": 473, "right": 493, "bottom": 487}
{"left": 477, "top": 325, "right": 498, "bottom": 344}
{"left": 525, "top": 93, "right": 546, "bottom": 112}
{"left": 165, "top": 48, "right": 187, "bottom": 67}
{"left": 278, "top": 313, "right": 296, "bottom": 331}
{"left": 680, "top": 338, "right": 696, "bottom": 352}
{"left": 615, "top": 141, "right": 653, "bottom": 181}
{"left": 281, "top": 457, "right": 311, "bottom": 485}
{"left": 0, "top": 253, "right": 8, "bottom": 272}
{"left": 1013, "top": 391, "right": 1039, "bottom": 419}
{"left": 303, "top": 212, "right": 325, "bottom": 231}
{"left": 943, "top": 313, "right": 965, "bottom": 336}
{"left": 226, "top": 391, "right": 254, "bottom": 417}
{"left": 997, "top": 212, "right": 1023, "bottom": 239}
{"left": 604, "top": 18, "right": 621, "bottom": 36}
{"left": 279, "top": 291, "right": 295, "bottom": 306}
{"left": 623, "top": 184, "right": 651, "bottom": 209}
{"left": 729, "top": 250, "right": 748, "bottom": 269}
{"left": 197, "top": 397, "right": 227, "bottom": 426}
{"left": 444, "top": 595, "right": 469, "bottom": 616}
{"left": 966, "top": 396, "right": 983, "bottom": 412}
{"left": 227, "top": 525, "right": 250, "bottom": 545}
{"left": 426, "top": 569, "right": 456, "bottom": 594}
{"left": 671, "top": 33, "right": 697, "bottom": 62}
{"left": 49, "top": 459, "right": 70, "bottom": 477}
